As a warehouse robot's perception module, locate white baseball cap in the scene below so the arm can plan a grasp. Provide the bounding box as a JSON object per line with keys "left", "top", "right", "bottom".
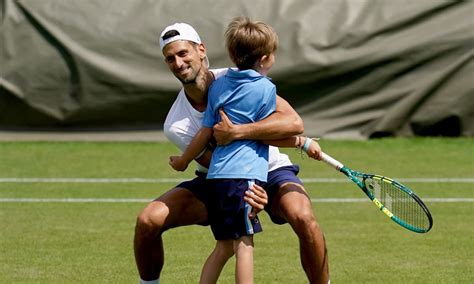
{"left": 159, "top": 23, "right": 209, "bottom": 67}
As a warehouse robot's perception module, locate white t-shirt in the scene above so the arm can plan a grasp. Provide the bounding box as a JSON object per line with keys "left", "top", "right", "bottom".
{"left": 163, "top": 68, "right": 293, "bottom": 173}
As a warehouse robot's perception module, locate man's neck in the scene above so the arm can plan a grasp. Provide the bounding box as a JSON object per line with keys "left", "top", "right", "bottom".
{"left": 183, "top": 70, "right": 214, "bottom": 112}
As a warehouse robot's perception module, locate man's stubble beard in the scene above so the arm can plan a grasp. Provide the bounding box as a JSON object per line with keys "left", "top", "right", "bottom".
{"left": 178, "top": 64, "right": 203, "bottom": 86}
{"left": 177, "top": 75, "right": 196, "bottom": 85}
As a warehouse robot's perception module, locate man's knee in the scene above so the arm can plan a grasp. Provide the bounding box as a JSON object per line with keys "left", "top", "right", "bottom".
{"left": 135, "top": 203, "right": 169, "bottom": 236}
{"left": 290, "top": 207, "right": 318, "bottom": 228}
{"left": 281, "top": 199, "right": 320, "bottom": 237}
{"left": 276, "top": 185, "right": 317, "bottom": 227}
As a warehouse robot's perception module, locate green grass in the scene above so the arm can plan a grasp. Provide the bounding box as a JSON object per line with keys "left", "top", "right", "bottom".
{"left": 0, "top": 138, "right": 473, "bottom": 283}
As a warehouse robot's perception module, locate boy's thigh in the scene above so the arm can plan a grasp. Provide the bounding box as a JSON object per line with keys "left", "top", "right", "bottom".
{"left": 207, "top": 179, "right": 262, "bottom": 240}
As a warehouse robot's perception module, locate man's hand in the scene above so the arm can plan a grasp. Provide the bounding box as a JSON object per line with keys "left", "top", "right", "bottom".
{"left": 244, "top": 183, "right": 268, "bottom": 219}
{"left": 306, "top": 139, "right": 323, "bottom": 161}
{"left": 213, "top": 109, "right": 237, "bottom": 145}
{"left": 169, "top": 156, "right": 188, "bottom": 171}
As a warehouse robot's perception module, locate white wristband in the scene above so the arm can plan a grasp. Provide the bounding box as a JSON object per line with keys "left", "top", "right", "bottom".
{"left": 302, "top": 137, "right": 312, "bottom": 152}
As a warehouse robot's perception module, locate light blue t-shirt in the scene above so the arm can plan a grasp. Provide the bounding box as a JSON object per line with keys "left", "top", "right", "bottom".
{"left": 202, "top": 68, "right": 276, "bottom": 182}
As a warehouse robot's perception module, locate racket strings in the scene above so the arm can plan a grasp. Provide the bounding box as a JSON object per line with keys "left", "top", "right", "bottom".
{"left": 366, "top": 178, "right": 430, "bottom": 231}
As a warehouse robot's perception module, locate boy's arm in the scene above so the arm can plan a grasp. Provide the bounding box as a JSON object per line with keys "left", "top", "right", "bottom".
{"left": 169, "top": 127, "right": 213, "bottom": 171}
{"left": 263, "top": 136, "right": 323, "bottom": 160}
{"left": 194, "top": 149, "right": 212, "bottom": 169}
{"left": 213, "top": 95, "right": 303, "bottom": 145}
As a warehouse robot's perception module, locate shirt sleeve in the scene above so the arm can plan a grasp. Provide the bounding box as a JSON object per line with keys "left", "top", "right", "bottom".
{"left": 163, "top": 124, "right": 193, "bottom": 153}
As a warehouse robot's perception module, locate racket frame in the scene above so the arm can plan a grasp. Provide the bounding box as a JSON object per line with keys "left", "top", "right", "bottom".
{"left": 320, "top": 152, "right": 433, "bottom": 233}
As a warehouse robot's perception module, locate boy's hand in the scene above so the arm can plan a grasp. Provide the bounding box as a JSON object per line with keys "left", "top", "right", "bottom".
{"left": 169, "top": 156, "right": 188, "bottom": 171}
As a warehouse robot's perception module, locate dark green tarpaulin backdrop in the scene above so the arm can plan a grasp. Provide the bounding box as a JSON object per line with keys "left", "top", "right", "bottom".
{"left": 1, "top": 0, "right": 473, "bottom": 138}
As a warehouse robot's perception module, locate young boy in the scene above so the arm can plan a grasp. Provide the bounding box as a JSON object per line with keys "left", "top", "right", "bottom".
{"left": 169, "top": 17, "right": 321, "bottom": 283}
{"left": 168, "top": 16, "right": 277, "bottom": 283}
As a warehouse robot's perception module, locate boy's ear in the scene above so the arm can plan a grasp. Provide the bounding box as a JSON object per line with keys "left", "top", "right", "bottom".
{"left": 258, "top": 55, "right": 268, "bottom": 67}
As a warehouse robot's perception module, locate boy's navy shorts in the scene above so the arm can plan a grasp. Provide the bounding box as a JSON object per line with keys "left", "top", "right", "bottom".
{"left": 206, "top": 179, "right": 263, "bottom": 240}
{"left": 177, "top": 165, "right": 303, "bottom": 226}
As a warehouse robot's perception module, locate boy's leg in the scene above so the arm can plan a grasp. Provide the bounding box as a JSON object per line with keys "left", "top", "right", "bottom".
{"left": 205, "top": 179, "right": 260, "bottom": 284}
{"left": 199, "top": 240, "right": 234, "bottom": 284}
{"left": 233, "top": 236, "right": 254, "bottom": 284}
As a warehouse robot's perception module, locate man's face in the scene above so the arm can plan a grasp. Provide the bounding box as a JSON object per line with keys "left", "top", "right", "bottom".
{"left": 162, "top": 40, "right": 205, "bottom": 84}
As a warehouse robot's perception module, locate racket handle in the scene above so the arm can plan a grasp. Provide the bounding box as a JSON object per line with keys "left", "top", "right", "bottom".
{"left": 320, "top": 152, "right": 344, "bottom": 171}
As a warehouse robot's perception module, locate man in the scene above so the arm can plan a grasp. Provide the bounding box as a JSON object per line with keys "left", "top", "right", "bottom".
{"left": 134, "top": 22, "right": 329, "bottom": 284}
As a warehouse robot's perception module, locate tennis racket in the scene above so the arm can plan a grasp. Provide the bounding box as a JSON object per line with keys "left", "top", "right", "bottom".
{"left": 320, "top": 152, "right": 433, "bottom": 233}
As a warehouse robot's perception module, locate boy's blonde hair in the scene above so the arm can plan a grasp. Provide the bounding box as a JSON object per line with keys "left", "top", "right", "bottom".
{"left": 225, "top": 16, "right": 278, "bottom": 70}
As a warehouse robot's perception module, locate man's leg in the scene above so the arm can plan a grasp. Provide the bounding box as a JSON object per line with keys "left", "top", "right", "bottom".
{"left": 134, "top": 187, "right": 208, "bottom": 281}
{"left": 271, "top": 183, "right": 329, "bottom": 284}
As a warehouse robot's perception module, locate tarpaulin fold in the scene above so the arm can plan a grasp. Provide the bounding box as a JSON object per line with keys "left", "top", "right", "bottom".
{"left": 1, "top": 0, "right": 472, "bottom": 138}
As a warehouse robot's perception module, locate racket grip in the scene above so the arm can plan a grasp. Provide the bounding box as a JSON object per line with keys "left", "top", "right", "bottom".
{"left": 320, "top": 152, "right": 344, "bottom": 170}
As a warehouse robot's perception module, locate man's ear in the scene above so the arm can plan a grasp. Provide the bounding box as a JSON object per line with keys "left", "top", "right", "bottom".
{"left": 198, "top": 43, "right": 207, "bottom": 59}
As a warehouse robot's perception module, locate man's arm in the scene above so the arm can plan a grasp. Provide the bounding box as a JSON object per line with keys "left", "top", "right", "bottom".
{"left": 213, "top": 95, "right": 304, "bottom": 145}
{"left": 263, "top": 136, "right": 323, "bottom": 160}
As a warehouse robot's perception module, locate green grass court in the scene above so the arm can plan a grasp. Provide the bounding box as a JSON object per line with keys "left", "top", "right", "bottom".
{"left": 1, "top": 138, "right": 472, "bottom": 283}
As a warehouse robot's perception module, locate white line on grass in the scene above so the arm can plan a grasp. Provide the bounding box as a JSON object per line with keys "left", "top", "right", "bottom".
{"left": 1, "top": 177, "right": 473, "bottom": 183}
{"left": 311, "top": 198, "right": 474, "bottom": 203}
{"left": 0, "top": 198, "right": 150, "bottom": 203}
{"left": 0, "top": 178, "right": 181, "bottom": 183}
{"left": 0, "top": 198, "right": 472, "bottom": 203}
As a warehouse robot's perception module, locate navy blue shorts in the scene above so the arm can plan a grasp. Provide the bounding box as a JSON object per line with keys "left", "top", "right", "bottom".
{"left": 261, "top": 165, "right": 303, "bottom": 224}
{"left": 176, "top": 165, "right": 303, "bottom": 225}
{"left": 177, "top": 171, "right": 211, "bottom": 206}
{"left": 205, "top": 179, "right": 262, "bottom": 240}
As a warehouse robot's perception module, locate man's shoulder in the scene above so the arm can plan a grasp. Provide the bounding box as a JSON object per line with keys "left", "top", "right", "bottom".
{"left": 164, "top": 89, "right": 198, "bottom": 126}
{"left": 210, "top": 67, "right": 229, "bottom": 79}
{"left": 208, "top": 69, "right": 232, "bottom": 98}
